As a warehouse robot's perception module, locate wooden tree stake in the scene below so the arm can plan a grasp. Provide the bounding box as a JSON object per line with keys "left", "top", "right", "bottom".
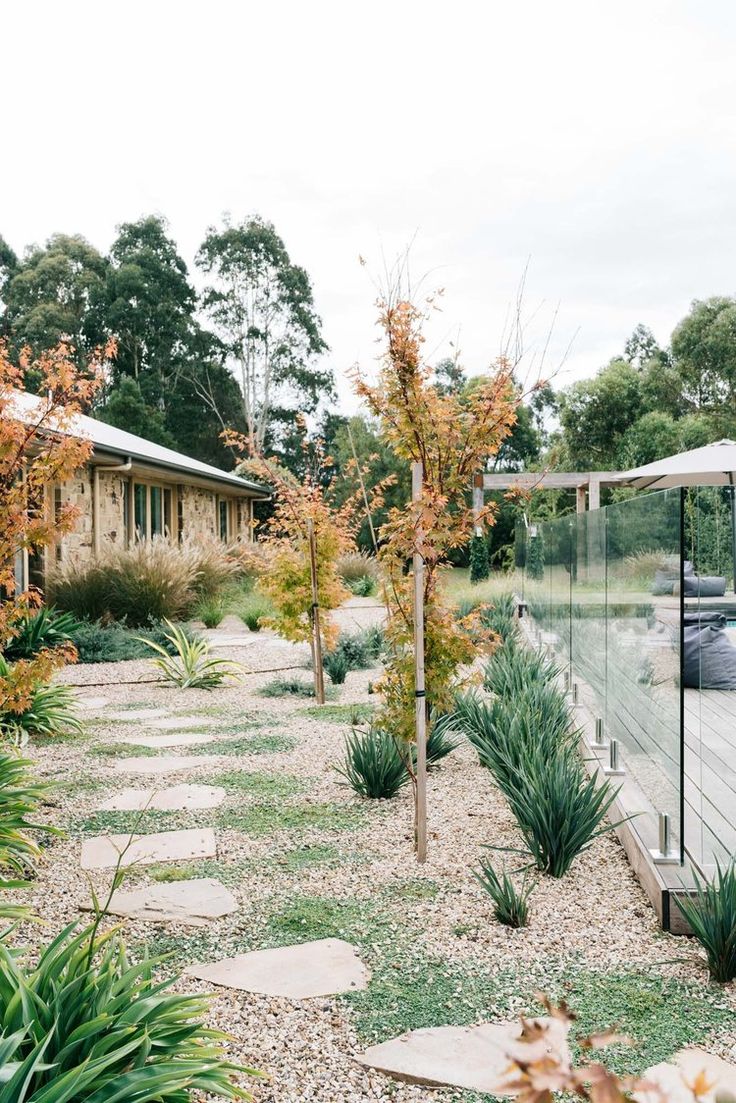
{"left": 307, "top": 519, "right": 326, "bottom": 705}
{"left": 412, "top": 461, "right": 428, "bottom": 863}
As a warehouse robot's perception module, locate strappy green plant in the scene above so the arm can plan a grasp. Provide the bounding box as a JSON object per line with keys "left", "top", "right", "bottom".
{"left": 336, "top": 724, "right": 409, "bottom": 799}
{"left": 474, "top": 854, "right": 534, "bottom": 927}
{"left": 0, "top": 657, "right": 82, "bottom": 740}
{"left": 676, "top": 861, "right": 736, "bottom": 982}
{"left": 137, "top": 620, "right": 240, "bottom": 689}
{"left": 0, "top": 750, "right": 54, "bottom": 922}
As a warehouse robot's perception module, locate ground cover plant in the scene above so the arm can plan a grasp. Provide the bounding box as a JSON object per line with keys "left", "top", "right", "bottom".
{"left": 68, "top": 619, "right": 201, "bottom": 664}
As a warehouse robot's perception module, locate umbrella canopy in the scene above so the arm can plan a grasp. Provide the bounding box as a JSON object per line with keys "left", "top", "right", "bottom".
{"left": 619, "top": 440, "right": 736, "bottom": 489}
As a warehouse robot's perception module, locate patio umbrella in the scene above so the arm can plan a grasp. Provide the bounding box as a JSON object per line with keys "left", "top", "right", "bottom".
{"left": 618, "top": 439, "right": 736, "bottom": 590}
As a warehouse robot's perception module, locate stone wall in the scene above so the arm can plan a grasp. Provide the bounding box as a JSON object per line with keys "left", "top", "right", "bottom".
{"left": 179, "top": 484, "right": 218, "bottom": 541}
{"left": 46, "top": 468, "right": 252, "bottom": 582}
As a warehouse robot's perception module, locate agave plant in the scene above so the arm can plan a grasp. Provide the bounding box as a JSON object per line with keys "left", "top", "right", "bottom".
{"left": 676, "top": 861, "right": 736, "bottom": 982}
{"left": 0, "top": 921, "right": 256, "bottom": 1101}
{"left": 137, "top": 620, "right": 241, "bottom": 689}
{"left": 336, "top": 724, "right": 409, "bottom": 799}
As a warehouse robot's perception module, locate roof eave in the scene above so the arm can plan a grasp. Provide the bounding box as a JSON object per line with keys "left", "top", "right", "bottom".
{"left": 90, "top": 445, "right": 271, "bottom": 498}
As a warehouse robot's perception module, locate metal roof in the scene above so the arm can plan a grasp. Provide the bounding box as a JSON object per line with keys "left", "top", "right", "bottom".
{"left": 8, "top": 390, "right": 270, "bottom": 497}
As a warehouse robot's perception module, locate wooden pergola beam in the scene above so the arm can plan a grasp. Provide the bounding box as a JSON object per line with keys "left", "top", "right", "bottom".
{"left": 481, "top": 471, "right": 621, "bottom": 512}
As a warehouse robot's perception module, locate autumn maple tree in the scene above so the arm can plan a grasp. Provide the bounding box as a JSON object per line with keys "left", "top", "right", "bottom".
{"left": 224, "top": 421, "right": 382, "bottom": 693}
{"left": 0, "top": 340, "right": 107, "bottom": 713}
{"left": 353, "top": 286, "right": 520, "bottom": 848}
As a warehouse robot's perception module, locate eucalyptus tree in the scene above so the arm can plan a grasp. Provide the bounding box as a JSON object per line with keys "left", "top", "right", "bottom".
{"left": 196, "top": 215, "right": 332, "bottom": 455}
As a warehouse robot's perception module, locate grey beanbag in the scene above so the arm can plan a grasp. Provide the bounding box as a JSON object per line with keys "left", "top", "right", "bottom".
{"left": 683, "top": 611, "right": 727, "bottom": 627}
{"left": 683, "top": 624, "right": 736, "bottom": 689}
{"left": 652, "top": 560, "right": 695, "bottom": 596}
{"left": 683, "top": 575, "right": 726, "bottom": 598}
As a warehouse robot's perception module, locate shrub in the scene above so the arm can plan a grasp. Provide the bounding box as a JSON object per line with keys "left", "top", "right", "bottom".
{"left": 68, "top": 619, "right": 200, "bottom": 664}
{"left": 502, "top": 736, "right": 620, "bottom": 877}
{"left": 337, "top": 551, "right": 379, "bottom": 588}
{"left": 2, "top": 606, "right": 82, "bottom": 661}
{"left": 324, "top": 649, "right": 350, "bottom": 685}
{"left": 197, "top": 595, "right": 226, "bottom": 629}
{"left": 676, "top": 861, "right": 736, "bottom": 982}
{"left": 336, "top": 725, "right": 409, "bottom": 799}
{"left": 348, "top": 574, "right": 376, "bottom": 596}
{"left": 479, "top": 591, "right": 517, "bottom": 640}
{"left": 137, "top": 620, "right": 240, "bottom": 689}
{"left": 469, "top": 533, "right": 490, "bottom": 584}
{"left": 185, "top": 535, "right": 240, "bottom": 600}
{"left": 0, "top": 921, "right": 253, "bottom": 1101}
{"left": 0, "top": 656, "right": 82, "bottom": 739}
{"left": 455, "top": 685, "right": 572, "bottom": 777}
{"left": 425, "top": 715, "right": 460, "bottom": 767}
{"left": 323, "top": 627, "right": 384, "bottom": 673}
{"left": 474, "top": 855, "right": 533, "bottom": 927}
{"left": 258, "top": 677, "right": 320, "bottom": 698}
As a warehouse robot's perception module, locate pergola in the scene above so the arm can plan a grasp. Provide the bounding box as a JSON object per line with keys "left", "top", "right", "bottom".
{"left": 471, "top": 470, "right": 622, "bottom": 516}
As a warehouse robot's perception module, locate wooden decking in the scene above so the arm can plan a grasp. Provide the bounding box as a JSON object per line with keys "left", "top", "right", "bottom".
{"left": 684, "top": 687, "right": 736, "bottom": 868}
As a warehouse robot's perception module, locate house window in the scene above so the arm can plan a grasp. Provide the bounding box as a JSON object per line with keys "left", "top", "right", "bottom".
{"left": 133, "top": 481, "right": 174, "bottom": 541}
{"left": 150, "top": 486, "right": 163, "bottom": 536}
{"left": 218, "top": 499, "right": 229, "bottom": 542}
{"left": 134, "top": 484, "right": 148, "bottom": 539}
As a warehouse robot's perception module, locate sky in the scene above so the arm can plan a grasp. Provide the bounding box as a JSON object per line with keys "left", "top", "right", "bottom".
{"left": 3, "top": 0, "right": 736, "bottom": 411}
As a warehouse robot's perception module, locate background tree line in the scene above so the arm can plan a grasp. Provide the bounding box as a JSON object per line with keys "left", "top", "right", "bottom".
{"left": 2, "top": 215, "right": 733, "bottom": 567}
{"left": 0, "top": 214, "right": 331, "bottom": 471}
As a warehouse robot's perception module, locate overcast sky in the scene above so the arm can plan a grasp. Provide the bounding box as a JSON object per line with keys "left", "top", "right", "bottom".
{"left": 4, "top": 0, "right": 736, "bottom": 410}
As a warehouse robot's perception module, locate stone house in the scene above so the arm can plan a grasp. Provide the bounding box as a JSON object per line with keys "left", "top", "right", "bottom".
{"left": 11, "top": 392, "right": 270, "bottom": 590}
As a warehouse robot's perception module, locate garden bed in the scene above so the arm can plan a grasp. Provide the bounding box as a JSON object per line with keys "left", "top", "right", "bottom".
{"left": 19, "top": 631, "right": 736, "bottom": 1101}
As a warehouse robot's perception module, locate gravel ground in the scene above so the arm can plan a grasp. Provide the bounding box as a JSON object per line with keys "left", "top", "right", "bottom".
{"left": 18, "top": 622, "right": 736, "bottom": 1102}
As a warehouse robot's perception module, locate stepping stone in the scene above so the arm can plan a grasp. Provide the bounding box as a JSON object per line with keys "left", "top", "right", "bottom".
{"left": 81, "top": 827, "right": 217, "bottom": 870}
{"left": 358, "top": 1018, "right": 568, "bottom": 1094}
{"left": 640, "top": 1048, "right": 736, "bottom": 1103}
{"left": 107, "top": 708, "right": 170, "bottom": 722}
{"left": 98, "top": 784, "right": 226, "bottom": 812}
{"left": 116, "top": 732, "right": 215, "bottom": 749}
{"left": 186, "top": 938, "right": 369, "bottom": 999}
{"left": 151, "top": 715, "right": 212, "bottom": 731}
{"left": 81, "top": 878, "right": 237, "bottom": 926}
{"left": 76, "top": 695, "right": 110, "bottom": 711}
{"left": 114, "top": 755, "right": 218, "bottom": 775}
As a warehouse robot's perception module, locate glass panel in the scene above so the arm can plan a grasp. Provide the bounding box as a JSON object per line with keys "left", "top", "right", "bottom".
{"left": 687, "top": 486, "right": 736, "bottom": 871}
{"left": 605, "top": 489, "right": 682, "bottom": 858}
{"left": 150, "top": 486, "right": 163, "bottom": 537}
{"left": 219, "top": 500, "right": 228, "bottom": 542}
{"left": 522, "top": 490, "right": 684, "bottom": 863}
{"left": 134, "top": 483, "right": 147, "bottom": 540}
